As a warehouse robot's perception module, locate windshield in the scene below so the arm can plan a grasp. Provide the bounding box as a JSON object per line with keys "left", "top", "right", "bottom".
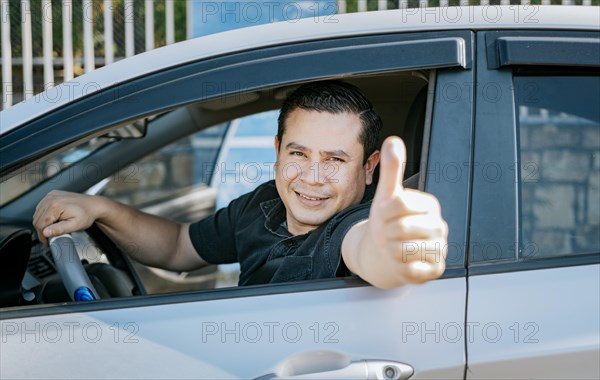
{"left": 0, "top": 138, "right": 112, "bottom": 206}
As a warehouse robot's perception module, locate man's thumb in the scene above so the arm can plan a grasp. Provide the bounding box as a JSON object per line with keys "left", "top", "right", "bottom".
{"left": 374, "top": 136, "right": 406, "bottom": 201}
{"left": 43, "top": 219, "right": 77, "bottom": 239}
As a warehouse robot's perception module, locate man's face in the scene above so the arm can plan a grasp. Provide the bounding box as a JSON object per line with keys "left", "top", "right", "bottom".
{"left": 274, "top": 109, "right": 380, "bottom": 235}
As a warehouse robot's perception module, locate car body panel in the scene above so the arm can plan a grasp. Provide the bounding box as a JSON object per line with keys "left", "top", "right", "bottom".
{"left": 1, "top": 279, "right": 466, "bottom": 379}
{"left": 1, "top": 20, "right": 474, "bottom": 378}
{"left": 467, "top": 265, "right": 600, "bottom": 380}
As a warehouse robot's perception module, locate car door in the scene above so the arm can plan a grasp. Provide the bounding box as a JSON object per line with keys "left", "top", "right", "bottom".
{"left": 1, "top": 30, "right": 474, "bottom": 379}
{"left": 467, "top": 31, "right": 600, "bottom": 379}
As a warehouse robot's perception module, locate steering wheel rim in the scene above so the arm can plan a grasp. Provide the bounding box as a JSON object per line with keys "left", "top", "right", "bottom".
{"left": 85, "top": 223, "right": 147, "bottom": 296}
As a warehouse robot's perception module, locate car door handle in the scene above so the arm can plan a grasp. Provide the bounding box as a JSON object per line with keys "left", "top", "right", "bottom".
{"left": 255, "top": 359, "right": 414, "bottom": 380}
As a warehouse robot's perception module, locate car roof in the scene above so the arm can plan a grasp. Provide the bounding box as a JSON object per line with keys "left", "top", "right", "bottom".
{"left": 1, "top": 5, "right": 598, "bottom": 135}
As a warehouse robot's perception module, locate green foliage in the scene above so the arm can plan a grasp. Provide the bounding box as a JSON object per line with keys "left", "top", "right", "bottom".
{"left": 4, "top": 0, "right": 600, "bottom": 61}
{"left": 6, "top": 0, "right": 187, "bottom": 60}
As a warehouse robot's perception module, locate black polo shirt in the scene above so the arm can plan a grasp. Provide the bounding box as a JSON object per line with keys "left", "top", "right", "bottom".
{"left": 189, "top": 180, "right": 371, "bottom": 285}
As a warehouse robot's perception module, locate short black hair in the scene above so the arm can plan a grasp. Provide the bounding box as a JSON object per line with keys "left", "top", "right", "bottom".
{"left": 277, "top": 81, "right": 382, "bottom": 164}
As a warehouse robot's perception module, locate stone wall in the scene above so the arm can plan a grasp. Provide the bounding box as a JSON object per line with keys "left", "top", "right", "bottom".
{"left": 520, "top": 115, "right": 600, "bottom": 258}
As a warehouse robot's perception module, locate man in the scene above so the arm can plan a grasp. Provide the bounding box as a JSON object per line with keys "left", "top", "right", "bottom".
{"left": 34, "top": 81, "right": 447, "bottom": 288}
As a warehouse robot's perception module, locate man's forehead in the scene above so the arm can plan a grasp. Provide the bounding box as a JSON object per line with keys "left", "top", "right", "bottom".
{"left": 280, "top": 119, "right": 363, "bottom": 156}
{"left": 283, "top": 109, "right": 363, "bottom": 140}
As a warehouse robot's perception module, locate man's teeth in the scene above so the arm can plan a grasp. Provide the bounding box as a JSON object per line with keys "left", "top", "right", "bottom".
{"left": 298, "top": 192, "right": 324, "bottom": 201}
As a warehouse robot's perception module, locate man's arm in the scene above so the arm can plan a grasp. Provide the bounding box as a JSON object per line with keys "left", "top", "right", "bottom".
{"left": 341, "top": 137, "right": 448, "bottom": 288}
{"left": 33, "top": 191, "right": 207, "bottom": 272}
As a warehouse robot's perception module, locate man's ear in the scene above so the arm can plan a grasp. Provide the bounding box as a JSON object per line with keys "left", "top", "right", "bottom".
{"left": 364, "top": 150, "right": 380, "bottom": 185}
{"left": 274, "top": 135, "right": 280, "bottom": 155}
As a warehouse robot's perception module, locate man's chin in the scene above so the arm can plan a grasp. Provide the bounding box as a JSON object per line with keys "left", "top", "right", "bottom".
{"left": 292, "top": 212, "right": 334, "bottom": 229}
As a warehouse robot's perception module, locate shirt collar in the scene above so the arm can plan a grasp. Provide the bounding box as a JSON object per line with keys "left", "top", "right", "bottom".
{"left": 260, "top": 198, "right": 291, "bottom": 238}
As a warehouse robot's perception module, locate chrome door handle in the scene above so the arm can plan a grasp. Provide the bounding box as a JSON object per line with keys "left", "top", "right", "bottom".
{"left": 256, "top": 360, "right": 413, "bottom": 380}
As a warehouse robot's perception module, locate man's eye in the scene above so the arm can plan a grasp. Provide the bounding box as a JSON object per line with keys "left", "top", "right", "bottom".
{"left": 327, "top": 157, "right": 344, "bottom": 163}
{"left": 290, "top": 151, "right": 305, "bottom": 157}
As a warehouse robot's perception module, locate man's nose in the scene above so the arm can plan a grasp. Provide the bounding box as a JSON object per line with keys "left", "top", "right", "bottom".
{"left": 299, "top": 160, "right": 328, "bottom": 185}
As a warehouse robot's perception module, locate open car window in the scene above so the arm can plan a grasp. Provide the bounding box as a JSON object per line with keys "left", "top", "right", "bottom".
{"left": 0, "top": 71, "right": 435, "bottom": 308}
{"left": 97, "top": 111, "right": 279, "bottom": 292}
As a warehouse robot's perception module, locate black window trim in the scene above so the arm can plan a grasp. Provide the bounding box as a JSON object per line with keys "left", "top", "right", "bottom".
{"left": 427, "top": 65, "right": 475, "bottom": 271}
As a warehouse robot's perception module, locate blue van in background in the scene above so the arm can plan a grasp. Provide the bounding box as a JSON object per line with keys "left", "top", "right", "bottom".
{"left": 189, "top": 0, "right": 338, "bottom": 38}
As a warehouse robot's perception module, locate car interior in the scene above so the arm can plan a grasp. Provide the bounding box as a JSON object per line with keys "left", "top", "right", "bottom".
{"left": 0, "top": 71, "right": 432, "bottom": 309}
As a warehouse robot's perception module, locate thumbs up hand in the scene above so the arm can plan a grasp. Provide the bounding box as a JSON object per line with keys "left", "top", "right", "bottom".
{"left": 349, "top": 136, "right": 447, "bottom": 288}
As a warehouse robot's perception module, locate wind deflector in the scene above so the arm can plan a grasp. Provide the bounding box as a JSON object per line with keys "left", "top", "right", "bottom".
{"left": 488, "top": 34, "right": 600, "bottom": 69}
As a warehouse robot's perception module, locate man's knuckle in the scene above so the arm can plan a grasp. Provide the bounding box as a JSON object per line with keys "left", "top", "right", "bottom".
{"left": 430, "top": 219, "right": 445, "bottom": 236}
{"left": 441, "top": 220, "right": 449, "bottom": 236}
{"left": 394, "top": 218, "right": 408, "bottom": 233}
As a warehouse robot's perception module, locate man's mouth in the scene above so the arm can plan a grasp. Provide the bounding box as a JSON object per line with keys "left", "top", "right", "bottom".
{"left": 295, "top": 191, "right": 328, "bottom": 201}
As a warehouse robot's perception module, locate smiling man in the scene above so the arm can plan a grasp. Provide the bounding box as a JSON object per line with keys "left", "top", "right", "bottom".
{"left": 274, "top": 110, "right": 375, "bottom": 236}
{"left": 34, "top": 81, "right": 447, "bottom": 288}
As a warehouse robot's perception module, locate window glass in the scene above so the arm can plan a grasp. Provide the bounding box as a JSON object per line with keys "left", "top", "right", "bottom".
{"left": 516, "top": 76, "right": 600, "bottom": 259}
{"left": 103, "top": 123, "right": 228, "bottom": 209}
{"left": 209, "top": 110, "right": 278, "bottom": 281}
{"left": 212, "top": 110, "right": 278, "bottom": 210}
{"left": 100, "top": 111, "right": 278, "bottom": 292}
{"left": 0, "top": 138, "right": 112, "bottom": 206}
{"left": 99, "top": 122, "right": 231, "bottom": 293}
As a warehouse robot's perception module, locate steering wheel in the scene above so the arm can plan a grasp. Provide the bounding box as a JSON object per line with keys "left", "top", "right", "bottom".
{"left": 49, "top": 234, "right": 100, "bottom": 301}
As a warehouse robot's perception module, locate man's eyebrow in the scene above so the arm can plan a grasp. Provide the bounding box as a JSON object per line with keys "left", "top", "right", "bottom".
{"left": 285, "top": 142, "right": 351, "bottom": 159}
{"left": 322, "top": 149, "right": 351, "bottom": 158}
{"left": 285, "top": 142, "right": 307, "bottom": 151}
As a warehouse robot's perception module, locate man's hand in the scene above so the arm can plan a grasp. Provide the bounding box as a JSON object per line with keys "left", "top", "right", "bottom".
{"left": 343, "top": 136, "right": 448, "bottom": 288}
{"left": 33, "top": 190, "right": 206, "bottom": 272}
{"left": 33, "top": 190, "right": 101, "bottom": 245}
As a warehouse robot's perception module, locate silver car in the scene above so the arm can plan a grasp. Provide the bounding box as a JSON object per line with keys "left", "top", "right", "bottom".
{"left": 1, "top": 6, "right": 599, "bottom": 379}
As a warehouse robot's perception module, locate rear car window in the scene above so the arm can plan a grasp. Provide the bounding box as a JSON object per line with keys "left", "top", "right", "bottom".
{"left": 516, "top": 75, "right": 600, "bottom": 259}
